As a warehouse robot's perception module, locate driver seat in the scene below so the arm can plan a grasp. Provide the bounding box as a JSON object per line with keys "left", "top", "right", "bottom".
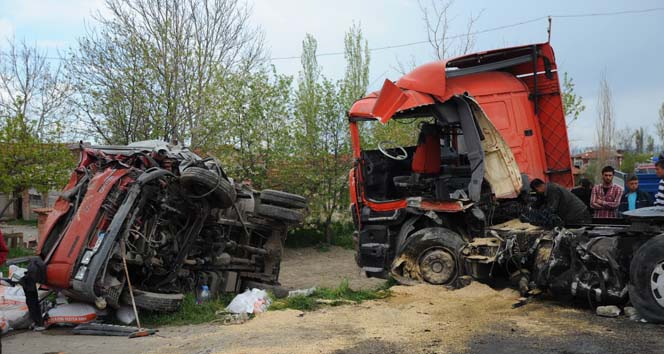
{"left": 393, "top": 123, "right": 443, "bottom": 193}
{"left": 411, "top": 123, "right": 441, "bottom": 175}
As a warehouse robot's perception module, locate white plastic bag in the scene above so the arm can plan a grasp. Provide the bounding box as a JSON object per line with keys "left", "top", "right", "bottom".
{"left": 225, "top": 288, "right": 271, "bottom": 314}
{"left": 115, "top": 305, "right": 136, "bottom": 325}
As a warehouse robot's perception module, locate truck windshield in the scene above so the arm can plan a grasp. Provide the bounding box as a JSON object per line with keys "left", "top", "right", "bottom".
{"left": 358, "top": 117, "right": 435, "bottom": 150}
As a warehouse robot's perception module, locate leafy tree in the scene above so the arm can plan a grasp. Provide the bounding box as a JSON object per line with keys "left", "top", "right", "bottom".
{"left": 0, "top": 103, "right": 74, "bottom": 198}
{"left": 562, "top": 72, "right": 585, "bottom": 127}
{"left": 621, "top": 151, "right": 651, "bottom": 174}
{"left": 292, "top": 26, "right": 371, "bottom": 243}
{"left": 68, "top": 0, "right": 264, "bottom": 146}
{"left": 635, "top": 127, "right": 645, "bottom": 153}
{"left": 203, "top": 64, "right": 294, "bottom": 188}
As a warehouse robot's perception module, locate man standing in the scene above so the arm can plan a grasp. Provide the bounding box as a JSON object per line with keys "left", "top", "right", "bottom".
{"left": 590, "top": 166, "right": 623, "bottom": 218}
{"left": 655, "top": 160, "right": 664, "bottom": 206}
{"left": 571, "top": 178, "right": 593, "bottom": 210}
{"left": 619, "top": 174, "right": 653, "bottom": 213}
{"left": 530, "top": 178, "right": 592, "bottom": 226}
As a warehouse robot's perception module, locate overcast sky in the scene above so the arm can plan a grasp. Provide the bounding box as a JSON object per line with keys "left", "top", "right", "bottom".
{"left": 1, "top": 0, "right": 662, "bottom": 149}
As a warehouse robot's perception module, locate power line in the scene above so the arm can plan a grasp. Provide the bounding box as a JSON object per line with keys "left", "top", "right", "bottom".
{"left": 4, "top": 7, "right": 663, "bottom": 62}
{"left": 270, "top": 7, "right": 664, "bottom": 61}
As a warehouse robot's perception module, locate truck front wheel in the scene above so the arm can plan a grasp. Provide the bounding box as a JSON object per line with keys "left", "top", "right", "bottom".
{"left": 629, "top": 233, "right": 664, "bottom": 323}
{"left": 390, "top": 227, "right": 465, "bottom": 286}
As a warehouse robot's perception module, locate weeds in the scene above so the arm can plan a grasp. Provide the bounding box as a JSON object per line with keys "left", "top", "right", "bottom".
{"left": 271, "top": 279, "right": 392, "bottom": 312}
{"left": 4, "top": 219, "right": 38, "bottom": 227}
{"left": 1, "top": 247, "right": 36, "bottom": 275}
{"left": 141, "top": 293, "right": 234, "bottom": 327}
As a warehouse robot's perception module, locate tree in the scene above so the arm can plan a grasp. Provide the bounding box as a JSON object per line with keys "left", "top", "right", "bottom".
{"left": 396, "top": 0, "right": 481, "bottom": 73}
{"left": 647, "top": 135, "right": 655, "bottom": 154}
{"left": 202, "top": 64, "right": 294, "bottom": 188}
{"left": 0, "top": 39, "right": 75, "bottom": 217}
{"left": 0, "top": 38, "right": 74, "bottom": 140}
{"left": 657, "top": 102, "right": 664, "bottom": 146}
{"left": 562, "top": 72, "right": 585, "bottom": 127}
{"left": 635, "top": 127, "right": 645, "bottom": 153}
{"left": 595, "top": 72, "right": 615, "bottom": 168}
{"left": 615, "top": 127, "right": 634, "bottom": 151}
{"left": 68, "top": 0, "right": 264, "bottom": 146}
{"left": 0, "top": 103, "right": 73, "bottom": 203}
{"left": 291, "top": 26, "right": 371, "bottom": 243}
{"left": 419, "top": 0, "right": 482, "bottom": 60}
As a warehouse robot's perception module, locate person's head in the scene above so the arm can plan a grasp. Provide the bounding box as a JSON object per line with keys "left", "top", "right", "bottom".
{"left": 626, "top": 174, "right": 639, "bottom": 193}
{"left": 656, "top": 160, "right": 664, "bottom": 178}
{"left": 530, "top": 178, "right": 546, "bottom": 194}
{"left": 601, "top": 166, "right": 615, "bottom": 185}
{"left": 580, "top": 178, "right": 593, "bottom": 190}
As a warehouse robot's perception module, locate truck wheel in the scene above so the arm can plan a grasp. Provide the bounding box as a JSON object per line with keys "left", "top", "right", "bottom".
{"left": 260, "top": 189, "right": 307, "bottom": 209}
{"left": 629, "top": 234, "right": 664, "bottom": 323}
{"left": 122, "top": 290, "right": 184, "bottom": 313}
{"left": 391, "top": 227, "right": 465, "bottom": 286}
{"left": 180, "top": 167, "right": 236, "bottom": 209}
{"left": 255, "top": 204, "right": 304, "bottom": 224}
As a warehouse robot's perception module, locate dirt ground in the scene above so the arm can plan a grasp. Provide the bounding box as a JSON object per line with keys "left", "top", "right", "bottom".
{"left": 4, "top": 246, "right": 664, "bottom": 354}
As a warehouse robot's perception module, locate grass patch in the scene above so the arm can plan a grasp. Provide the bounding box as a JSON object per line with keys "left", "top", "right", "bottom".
{"left": 270, "top": 279, "right": 392, "bottom": 312}
{"left": 141, "top": 293, "right": 234, "bottom": 327}
{"left": 4, "top": 219, "right": 38, "bottom": 227}
{"left": 1, "top": 247, "right": 36, "bottom": 275}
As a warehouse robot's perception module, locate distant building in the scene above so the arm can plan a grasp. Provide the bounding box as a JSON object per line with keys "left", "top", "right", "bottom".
{"left": 572, "top": 150, "right": 623, "bottom": 170}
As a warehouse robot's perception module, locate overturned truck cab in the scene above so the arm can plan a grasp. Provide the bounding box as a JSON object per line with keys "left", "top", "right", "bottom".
{"left": 37, "top": 141, "right": 306, "bottom": 312}
{"left": 347, "top": 42, "right": 664, "bottom": 322}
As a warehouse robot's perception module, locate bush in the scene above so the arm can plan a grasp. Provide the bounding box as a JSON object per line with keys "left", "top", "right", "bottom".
{"left": 285, "top": 222, "right": 355, "bottom": 249}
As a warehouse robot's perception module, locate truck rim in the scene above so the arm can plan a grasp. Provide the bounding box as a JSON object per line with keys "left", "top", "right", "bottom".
{"left": 651, "top": 259, "right": 664, "bottom": 307}
{"left": 419, "top": 248, "right": 456, "bottom": 285}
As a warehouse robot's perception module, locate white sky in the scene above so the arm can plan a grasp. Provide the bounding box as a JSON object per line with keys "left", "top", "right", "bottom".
{"left": 1, "top": 0, "right": 663, "bottom": 149}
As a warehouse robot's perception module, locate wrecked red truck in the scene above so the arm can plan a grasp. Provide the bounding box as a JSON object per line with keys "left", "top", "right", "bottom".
{"left": 348, "top": 42, "right": 664, "bottom": 322}
{"left": 36, "top": 141, "right": 305, "bottom": 312}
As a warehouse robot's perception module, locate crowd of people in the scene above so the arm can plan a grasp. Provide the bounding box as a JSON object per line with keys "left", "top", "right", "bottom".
{"left": 530, "top": 159, "right": 664, "bottom": 227}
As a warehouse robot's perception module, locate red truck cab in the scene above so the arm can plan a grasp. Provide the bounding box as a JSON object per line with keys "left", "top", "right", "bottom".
{"left": 347, "top": 42, "right": 572, "bottom": 283}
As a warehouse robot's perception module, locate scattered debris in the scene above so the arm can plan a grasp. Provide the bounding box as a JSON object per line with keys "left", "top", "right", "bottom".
{"left": 45, "top": 303, "right": 97, "bottom": 327}
{"left": 226, "top": 288, "right": 271, "bottom": 314}
{"left": 288, "top": 287, "right": 317, "bottom": 298}
{"left": 72, "top": 323, "right": 157, "bottom": 337}
{"left": 596, "top": 305, "right": 621, "bottom": 318}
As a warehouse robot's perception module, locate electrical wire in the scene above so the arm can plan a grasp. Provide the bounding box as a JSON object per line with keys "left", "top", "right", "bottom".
{"left": 4, "top": 7, "right": 663, "bottom": 62}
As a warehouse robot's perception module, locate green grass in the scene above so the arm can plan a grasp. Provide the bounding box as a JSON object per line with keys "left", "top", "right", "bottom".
{"left": 1, "top": 247, "right": 36, "bottom": 275}
{"left": 141, "top": 293, "right": 235, "bottom": 327}
{"left": 270, "top": 279, "right": 392, "bottom": 312}
{"left": 4, "top": 219, "right": 38, "bottom": 227}
{"left": 142, "top": 279, "right": 394, "bottom": 326}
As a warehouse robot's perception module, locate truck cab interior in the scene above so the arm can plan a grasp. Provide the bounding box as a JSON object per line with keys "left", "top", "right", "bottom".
{"left": 359, "top": 96, "right": 485, "bottom": 203}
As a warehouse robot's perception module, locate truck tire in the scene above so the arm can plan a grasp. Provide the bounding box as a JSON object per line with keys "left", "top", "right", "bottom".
{"left": 259, "top": 189, "right": 307, "bottom": 209}
{"left": 180, "top": 167, "right": 236, "bottom": 209}
{"left": 629, "top": 234, "right": 664, "bottom": 323}
{"left": 122, "top": 290, "right": 184, "bottom": 313}
{"left": 255, "top": 204, "right": 304, "bottom": 224}
{"left": 391, "top": 227, "right": 466, "bottom": 286}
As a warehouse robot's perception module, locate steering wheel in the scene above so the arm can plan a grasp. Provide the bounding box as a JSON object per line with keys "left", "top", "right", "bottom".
{"left": 378, "top": 141, "right": 408, "bottom": 161}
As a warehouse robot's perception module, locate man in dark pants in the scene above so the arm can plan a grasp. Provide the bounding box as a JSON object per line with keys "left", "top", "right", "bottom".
{"left": 530, "top": 178, "right": 592, "bottom": 226}
{"left": 18, "top": 259, "right": 47, "bottom": 331}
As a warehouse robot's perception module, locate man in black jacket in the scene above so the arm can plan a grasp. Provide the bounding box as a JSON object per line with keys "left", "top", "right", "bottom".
{"left": 619, "top": 174, "right": 653, "bottom": 214}
{"left": 571, "top": 178, "right": 593, "bottom": 210}
{"left": 530, "top": 178, "right": 592, "bottom": 226}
